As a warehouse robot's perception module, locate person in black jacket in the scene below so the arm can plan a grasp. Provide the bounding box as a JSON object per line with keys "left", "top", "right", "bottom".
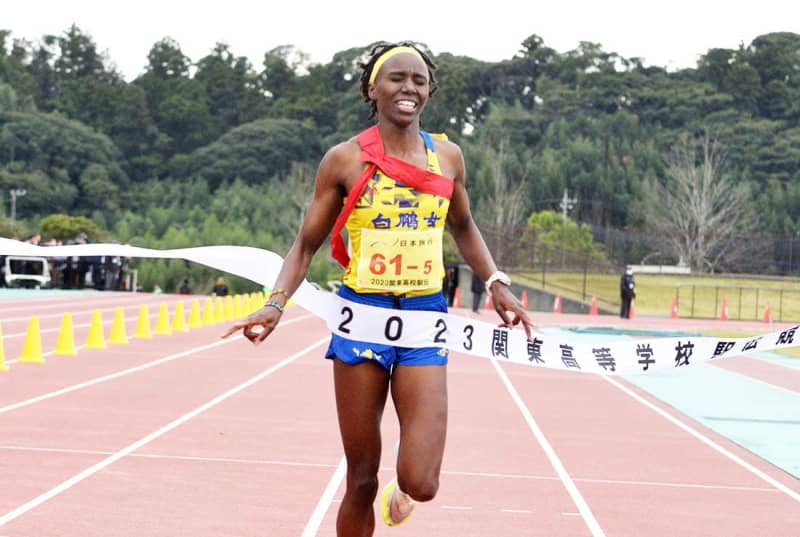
{"left": 471, "top": 272, "right": 485, "bottom": 313}
{"left": 212, "top": 276, "right": 229, "bottom": 296}
{"left": 620, "top": 266, "right": 636, "bottom": 318}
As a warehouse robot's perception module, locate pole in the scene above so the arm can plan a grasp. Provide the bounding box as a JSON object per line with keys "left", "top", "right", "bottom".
{"left": 9, "top": 188, "right": 26, "bottom": 222}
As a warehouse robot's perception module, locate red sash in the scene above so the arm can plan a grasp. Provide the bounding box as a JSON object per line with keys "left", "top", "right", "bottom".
{"left": 330, "top": 125, "right": 454, "bottom": 268}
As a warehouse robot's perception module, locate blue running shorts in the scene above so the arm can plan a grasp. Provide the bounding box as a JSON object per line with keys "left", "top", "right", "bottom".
{"left": 326, "top": 285, "right": 449, "bottom": 371}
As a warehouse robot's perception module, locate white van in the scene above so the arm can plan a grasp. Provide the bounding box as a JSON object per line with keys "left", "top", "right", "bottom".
{"left": 2, "top": 256, "right": 51, "bottom": 288}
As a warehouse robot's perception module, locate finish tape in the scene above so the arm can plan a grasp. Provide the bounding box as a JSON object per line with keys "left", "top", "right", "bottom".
{"left": 2, "top": 238, "right": 797, "bottom": 375}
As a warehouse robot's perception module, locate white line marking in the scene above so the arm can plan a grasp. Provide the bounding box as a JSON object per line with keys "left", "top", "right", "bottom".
{"left": 441, "top": 505, "right": 472, "bottom": 510}
{"left": 501, "top": 508, "right": 532, "bottom": 514}
{"left": 301, "top": 456, "right": 346, "bottom": 537}
{"left": 5, "top": 345, "right": 87, "bottom": 365}
{"left": 0, "top": 445, "right": 779, "bottom": 494}
{"left": 573, "top": 476, "right": 777, "bottom": 492}
{"left": 0, "top": 314, "right": 315, "bottom": 413}
{"left": 712, "top": 363, "right": 799, "bottom": 395}
{"left": 753, "top": 355, "right": 800, "bottom": 370}
{"left": 601, "top": 375, "right": 800, "bottom": 504}
{"left": 0, "top": 336, "right": 329, "bottom": 527}
{"left": 440, "top": 469, "right": 776, "bottom": 491}
{"left": 0, "top": 445, "right": 340, "bottom": 469}
{"left": 491, "top": 359, "right": 606, "bottom": 537}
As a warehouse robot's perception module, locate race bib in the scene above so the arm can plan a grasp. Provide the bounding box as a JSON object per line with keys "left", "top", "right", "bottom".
{"left": 356, "top": 228, "right": 443, "bottom": 292}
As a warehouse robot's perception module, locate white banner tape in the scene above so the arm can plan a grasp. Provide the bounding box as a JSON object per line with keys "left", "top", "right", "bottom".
{"left": 1, "top": 237, "right": 797, "bottom": 375}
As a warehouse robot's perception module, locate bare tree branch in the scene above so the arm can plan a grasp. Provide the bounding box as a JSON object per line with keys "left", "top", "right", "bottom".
{"left": 646, "top": 128, "right": 758, "bottom": 272}
{"left": 277, "top": 161, "right": 315, "bottom": 232}
{"left": 474, "top": 134, "right": 531, "bottom": 266}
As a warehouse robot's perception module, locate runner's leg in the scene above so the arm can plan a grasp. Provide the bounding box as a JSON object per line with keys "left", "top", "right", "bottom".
{"left": 390, "top": 364, "right": 448, "bottom": 501}
{"left": 333, "top": 359, "right": 391, "bottom": 537}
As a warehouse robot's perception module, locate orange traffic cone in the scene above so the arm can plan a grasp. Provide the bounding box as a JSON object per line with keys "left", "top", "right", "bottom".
{"left": 589, "top": 296, "right": 598, "bottom": 315}
{"left": 453, "top": 288, "right": 461, "bottom": 308}
{"left": 719, "top": 297, "right": 729, "bottom": 321}
{"left": 520, "top": 290, "right": 528, "bottom": 311}
{"left": 485, "top": 293, "right": 494, "bottom": 310}
{"left": 629, "top": 301, "right": 635, "bottom": 319}
{"left": 553, "top": 294, "right": 562, "bottom": 314}
{"left": 670, "top": 297, "right": 679, "bottom": 319}
{"left": 763, "top": 302, "right": 772, "bottom": 323}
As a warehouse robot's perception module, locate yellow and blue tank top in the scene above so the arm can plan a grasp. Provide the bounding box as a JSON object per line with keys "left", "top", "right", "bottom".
{"left": 343, "top": 131, "right": 450, "bottom": 296}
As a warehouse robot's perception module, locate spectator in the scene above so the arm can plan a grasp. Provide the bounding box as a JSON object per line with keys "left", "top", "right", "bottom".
{"left": 443, "top": 265, "right": 458, "bottom": 306}
{"left": 178, "top": 279, "right": 193, "bottom": 295}
{"left": 620, "top": 265, "right": 636, "bottom": 318}
{"left": 471, "top": 272, "right": 485, "bottom": 313}
{"left": 212, "top": 276, "right": 229, "bottom": 296}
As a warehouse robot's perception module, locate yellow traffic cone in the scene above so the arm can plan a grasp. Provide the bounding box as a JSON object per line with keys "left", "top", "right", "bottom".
{"left": 19, "top": 316, "right": 45, "bottom": 363}
{"left": 134, "top": 304, "right": 152, "bottom": 339}
{"left": 108, "top": 307, "right": 128, "bottom": 345}
{"left": 233, "top": 294, "right": 243, "bottom": 319}
{"left": 241, "top": 293, "right": 251, "bottom": 316}
{"left": 85, "top": 310, "right": 107, "bottom": 349}
{"left": 214, "top": 296, "right": 224, "bottom": 323}
{"left": 224, "top": 295, "right": 234, "bottom": 321}
{"left": 54, "top": 313, "right": 78, "bottom": 356}
{"left": 172, "top": 301, "right": 188, "bottom": 332}
{"left": 0, "top": 322, "right": 9, "bottom": 371}
{"left": 188, "top": 298, "right": 203, "bottom": 329}
{"left": 154, "top": 302, "right": 172, "bottom": 335}
{"left": 202, "top": 297, "right": 215, "bottom": 326}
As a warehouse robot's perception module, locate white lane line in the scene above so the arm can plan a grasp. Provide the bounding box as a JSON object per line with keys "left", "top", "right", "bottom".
{"left": 0, "top": 336, "right": 329, "bottom": 527}
{"left": 491, "top": 359, "right": 606, "bottom": 537}
{"left": 441, "top": 505, "right": 472, "bottom": 510}
{"left": 753, "top": 355, "right": 800, "bottom": 370}
{"left": 443, "top": 467, "right": 778, "bottom": 493}
{"left": 0, "top": 295, "right": 182, "bottom": 321}
{"left": 711, "top": 363, "right": 800, "bottom": 396}
{"left": 301, "top": 456, "right": 346, "bottom": 537}
{"left": 0, "top": 314, "right": 315, "bottom": 413}
{"left": 573, "top": 476, "right": 777, "bottom": 493}
{"left": 601, "top": 375, "right": 800, "bottom": 504}
{"left": 4, "top": 312, "right": 164, "bottom": 339}
{"left": 501, "top": 508, "right": 532, "bottom": 514}
{"left": 0, "top": 445, "right": 780, "bottom": 494}
{"left": 5, "top": 345, "right": 87, "bottom": 365}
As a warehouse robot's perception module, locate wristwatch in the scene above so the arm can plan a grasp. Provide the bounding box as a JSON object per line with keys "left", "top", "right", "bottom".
{"left": 485, "top": 270, "right": 511, "bottom": 293}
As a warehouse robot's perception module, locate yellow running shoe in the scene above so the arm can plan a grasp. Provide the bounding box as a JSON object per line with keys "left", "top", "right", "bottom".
{"left": 381, "top": 478, "right": 416, "bottom": 527}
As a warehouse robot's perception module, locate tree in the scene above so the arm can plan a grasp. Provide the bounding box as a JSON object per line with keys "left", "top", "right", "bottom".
{"left": 184, "top": 117, "right": 321, "bottom": 189}
{"left": 276, "top": 161, "right": 315, "bottom": 231}
{"left": 465, "top": 124, "right": 533, "bottom": 266}
{"left": 194, "top": 43, "right": 267, "bottom": 138}
{"left": 645, "top": 129, "right": 757, "bottom": 272}
{"left": 39, "top": 213, "right": 105, "bottom": 241}
{"left": 526, "top": 210, "right": 602, "bottom": 255}
{"left": 136, "top": 38, "right": 214, "bottom": 158}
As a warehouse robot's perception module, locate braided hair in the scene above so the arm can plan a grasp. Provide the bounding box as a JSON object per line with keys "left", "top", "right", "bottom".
{"left": 358, "top": 41, "right": 439, "bottom": 120}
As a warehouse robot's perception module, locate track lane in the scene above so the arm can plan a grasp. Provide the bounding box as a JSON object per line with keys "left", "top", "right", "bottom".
{"left": 0, "top": 309, "right": 326, "bottom": 531}
{"left": 499, "top": 362, "right": 800, "bottom": 537}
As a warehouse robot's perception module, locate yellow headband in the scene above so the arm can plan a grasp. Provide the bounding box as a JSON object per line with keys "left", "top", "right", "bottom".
{"left": 368, "top": 46, "right": 423, "bottom": 84}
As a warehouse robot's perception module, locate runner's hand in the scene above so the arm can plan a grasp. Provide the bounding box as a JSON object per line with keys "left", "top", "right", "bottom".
{"left": 221, "top": 305, "right": 283, "bottom": 344}
{"left": 490, "top": 283, "right": 534, "bottom": 341}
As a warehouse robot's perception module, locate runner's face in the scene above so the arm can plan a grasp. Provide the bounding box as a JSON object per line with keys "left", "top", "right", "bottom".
{"left": 369, "top": 53, "right": 429, "bottom": 125}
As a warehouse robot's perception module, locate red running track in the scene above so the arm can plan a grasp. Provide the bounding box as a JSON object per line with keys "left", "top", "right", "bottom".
{"left": 0, "top": 293, "right": 798, "bottom": 536}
